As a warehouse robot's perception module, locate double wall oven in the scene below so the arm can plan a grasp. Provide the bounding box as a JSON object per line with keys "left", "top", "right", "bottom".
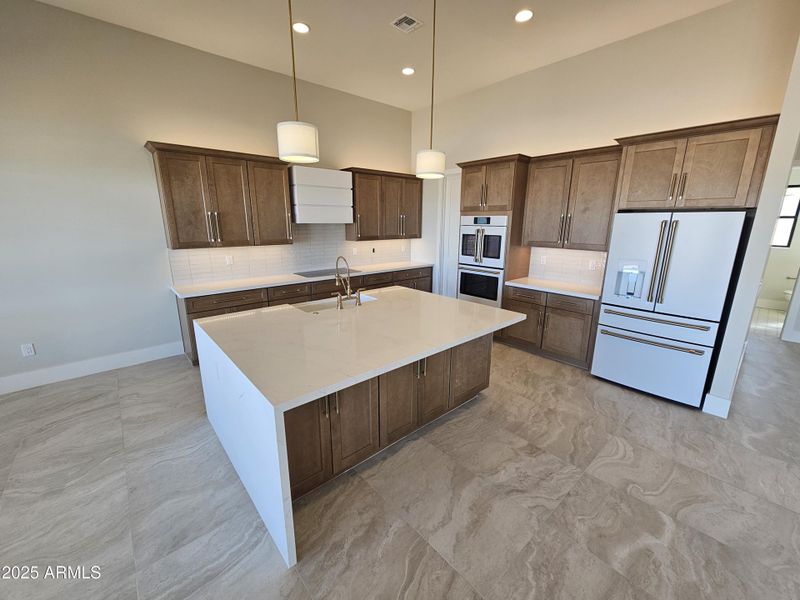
{"left": 457, "top": 216, "right": 508, "bottom": 306}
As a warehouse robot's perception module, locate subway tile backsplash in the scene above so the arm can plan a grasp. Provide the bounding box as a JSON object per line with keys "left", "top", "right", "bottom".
{"left": 528, "top": 247, "right": 607, "bottom": 288}
{"left": 168, "top": 224, "right": 411, "bottom": 285}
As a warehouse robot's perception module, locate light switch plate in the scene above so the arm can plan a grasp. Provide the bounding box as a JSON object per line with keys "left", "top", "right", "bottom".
{"left": 225, "top": 255, "right": 234, "bottom": 266}
{"left": 20, "top": 343, "right": 36, "bottom": 357}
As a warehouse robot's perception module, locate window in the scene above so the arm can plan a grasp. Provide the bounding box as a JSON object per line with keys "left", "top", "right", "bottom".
{"left": 772, "top": 185, "right": 800, "bottom": 247}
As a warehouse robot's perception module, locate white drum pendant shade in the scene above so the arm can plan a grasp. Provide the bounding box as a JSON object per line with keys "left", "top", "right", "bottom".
{"left": 415, "top": 149, "right": 445, "bottom": 179}
{"left": 277, "top": 121, "right": 319, "bottom": 163}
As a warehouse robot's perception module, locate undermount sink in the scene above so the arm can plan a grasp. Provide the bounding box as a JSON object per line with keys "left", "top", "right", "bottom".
{"left": 294, "top": 294, "right": 377, "bottom": 314}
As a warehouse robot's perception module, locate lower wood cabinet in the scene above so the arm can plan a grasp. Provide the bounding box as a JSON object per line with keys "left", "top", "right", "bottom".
{"left": 449, "top": 334, "right": 493, "bottom": 407}
{"left": 541, "top": 308, "right": 593, "bottom": 362}
{"left": 285, "top": 340, "right": 487, "bottom": 499}
{"left": 329, "top": 379, "right": 380, "bottom": 474}
{"left": 503, "top": 299, "right": 544, "bottom": 347}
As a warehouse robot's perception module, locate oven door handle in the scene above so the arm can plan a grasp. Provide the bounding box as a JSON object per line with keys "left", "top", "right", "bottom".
{"left": 459, "top": 266, "right": 503, "bottom": 276}
{"left": 477, "top": 228, "right": 485, "bottom": 263}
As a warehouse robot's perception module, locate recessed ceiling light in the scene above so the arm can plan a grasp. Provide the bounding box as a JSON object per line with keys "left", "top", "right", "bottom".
{"left": 401, "top": 66, "right": 415, "bottom": 76}
{"left": 514, "top": 9, "right": 533, "bottom": 23}
{"left": 292, "top": 22, "right": 310, "bottom": 34}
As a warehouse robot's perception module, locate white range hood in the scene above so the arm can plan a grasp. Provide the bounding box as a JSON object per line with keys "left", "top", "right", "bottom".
{"left": 290, "top": 166, "right": 353, "bottom": 224}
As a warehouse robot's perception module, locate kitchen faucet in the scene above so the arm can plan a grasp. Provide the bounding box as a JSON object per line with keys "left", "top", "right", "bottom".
{"left": 334, "top": 256, "right": 362, "bottom": 308}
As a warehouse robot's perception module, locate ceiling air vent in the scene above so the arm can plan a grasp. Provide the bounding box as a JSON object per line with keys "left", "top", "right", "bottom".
{"left": 391, "top": 14, "right": 422, "bottom": 33}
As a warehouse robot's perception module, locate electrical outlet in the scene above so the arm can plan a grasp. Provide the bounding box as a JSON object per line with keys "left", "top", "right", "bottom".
{"left": 351, "top": 247, "right": 358, "bottom": 256}
{"left": 224, "top": 255, "right": 234, "bottom": 266}
{"left": 20, "top": 343, "right": 36, "bottom": 357}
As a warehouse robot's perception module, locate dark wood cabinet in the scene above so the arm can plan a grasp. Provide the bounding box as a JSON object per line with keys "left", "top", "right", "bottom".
{"left": 350, "top": 172, "right": 382, "bottom": 240}
{"left": 247, "top": 160, "right": 292, "bottom": 245}
{"left": 285, "top": 398, "right": 333, "bottom": 499}
{"left": 401, "top": 178, "right": 422, "bottom": 238}
{"left": 449, "top": 334, "right": 492, "bottom": 407}
{"left": 381, "top": 176, "right": 404, "bottom": 238}
{"left": 458, "top": 155, "right": 529, "bottom": 213}
{"left": 346, "top": 169, "right": 422, "bottom": 240}
{"left": 329, "top": 378, "right": 380, "bottom": 474}
{"left": 379, "top": 364, "right": 418, "bottom": 446}
{"left": 616, "top": 116, "right": 777, "bottom": 210}
{"left": 417, "top": 350, "right": 451, "bottom": 425}
{"left": 503, "top": 299, "right": 544, "bottom": 347}
{"left": 147, "top": 142, "right": 292, "bottom": 249}
{"left": 541, "top": 308, "right": 593, "bottom": 363}
{"left": 522, "top": 148, "right": 619, "bottom": 251}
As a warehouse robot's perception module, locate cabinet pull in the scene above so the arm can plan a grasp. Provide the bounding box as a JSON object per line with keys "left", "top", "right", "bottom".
{"left": 286, "top": 211, "right": 293, "bottom": 240}
{"left": 537, "top": 311, "right": 543, "bottom": 330}
{"left": 401, "top": 214, "right": 405, "bottom": 237}
{"left": 543, "top": 313, "right": 549, "bottom": 333}
{"left": 667, "top": 173, "right": 678, "bottom": 202}
{"left": 322, "top": 397, "right": 329, "bottom": 418}
{"left": 416, "top": 361, "right": 421, "bottom": 379}
{"left": 676, "top": 173, "right": 687, "bottom": 204}
{"left": 557, "top": 214, "right": 565, "bottom": 244}
{"left": 482, "top": 183, "right": 487, "bottom": 208}
{"left": 334, "top": 391, "right": 340, "bottom": 415}
{"left": 422, "top": 357, "right": 427, "bottom": 376}
{"left": 357, "top": 214, "right": 362, "bottom": 238}
{"left": 206, "top": 211, "right": 214, "bottom": 243}
{"left": 565, "top": 213, "right": 572, "bottom": 245}
{"left": 213, "top": 211, "right": 222, "bottom": 242}
{"left": 647, "top": 220, "right": 668, "bottom": 303}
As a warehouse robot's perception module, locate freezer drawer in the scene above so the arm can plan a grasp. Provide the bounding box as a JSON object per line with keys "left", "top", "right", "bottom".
{"left": 591, "top": 324, "right": 712, "bottom": 407}
{"left": 597, "top": 304, "right": 719, "bottom": 347}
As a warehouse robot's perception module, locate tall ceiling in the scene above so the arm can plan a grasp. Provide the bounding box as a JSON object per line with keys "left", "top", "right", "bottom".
{"left": 38, "top": 0, "right": 733, "bottom": 110}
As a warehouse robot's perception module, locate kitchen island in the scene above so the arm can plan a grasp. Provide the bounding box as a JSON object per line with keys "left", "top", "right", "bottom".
{"left": 194, "top": 286, "right": 525, "bottom": 567}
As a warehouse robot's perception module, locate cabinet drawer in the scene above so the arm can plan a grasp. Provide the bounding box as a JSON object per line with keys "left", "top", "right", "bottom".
{"left": 394, "top": 267, "right": 432, "bottom": 281}
{"left": 186, "top": 289, "right": 264, "bottom": 312}
{"left": 507, "top": 286, "right": 546, "bottom": 306}
{"left": 311, "top": 276, "right": 363, "bottom": 296}
{"left": 268, "top": 283, "right": 312, "bottom": 302}
{"left": 270, "top": 295, "right": 311, "bottom": 306}
{"left": 362, "top": 271, "right": 394, "bottom": 286}
{"left": 546, "top": 293, "right": 594, "bottom": 315}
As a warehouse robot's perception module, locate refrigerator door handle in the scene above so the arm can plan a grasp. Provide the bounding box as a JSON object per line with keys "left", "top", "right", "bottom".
{"left": 655, "top": 220, "right": 679, "bottom": 304}
{"left": 647, "top": 220, "right": 669, "bottom": 303}
{"left": 599, "top": 329, "right": 705, "bottom": 356}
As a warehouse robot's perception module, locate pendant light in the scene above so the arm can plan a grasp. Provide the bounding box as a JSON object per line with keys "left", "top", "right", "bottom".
{"left": 277, "top": 0, "right": 319, "bottom": 163}
{"left": 415, "top": 0, "right": 445, "bottom": 179}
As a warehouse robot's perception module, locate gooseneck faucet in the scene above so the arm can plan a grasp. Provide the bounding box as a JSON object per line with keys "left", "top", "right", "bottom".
{"left": 335, "top": 256, "right": 353, "bottom": 299}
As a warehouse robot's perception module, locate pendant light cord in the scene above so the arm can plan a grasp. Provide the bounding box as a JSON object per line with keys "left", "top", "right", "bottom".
{"left": 429, "top": 0, "right": 437, "bottom": 150}
{"left": 288, "top": 0, "right": 300, "bottom": 121}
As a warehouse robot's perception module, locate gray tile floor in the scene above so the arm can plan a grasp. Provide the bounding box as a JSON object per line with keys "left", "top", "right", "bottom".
{"left": 1, "top": 325, "right": 800, "bottom": 599}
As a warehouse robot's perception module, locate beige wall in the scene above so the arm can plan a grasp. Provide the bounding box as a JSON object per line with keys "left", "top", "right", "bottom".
{"left": 0, "top": 0, "right": 410, "bottom": 386}
{"left": 412, "top": 0, "right": 800, "bottom": 163}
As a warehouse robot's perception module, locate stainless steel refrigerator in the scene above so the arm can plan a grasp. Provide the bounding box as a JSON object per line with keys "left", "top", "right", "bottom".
{"left": 591, "top": 211, "right": 746, "bottom": 407}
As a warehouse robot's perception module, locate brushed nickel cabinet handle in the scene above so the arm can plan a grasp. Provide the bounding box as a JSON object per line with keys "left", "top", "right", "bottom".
{"left": 322, "top": 397, "right": 329, "bottom": 418}
{"left": 357, "top": 214, "right": 362, "bottom": 238}
{"left": 416, "top": 361, "right": 421, "bottom": 379}
{"left": 206, "top": 211, "right": 214, "bottom": 243}
{"left": 537, "top": 311, "right": 543, "bottom": 330}
{"left": 603, "top": 308, "right": 711, "bottom": 331}
{"left": 422, "top": 357, "right": 427, "bottom": 376}
{"left": 667, "top": 173, "right": 677, "bottom": 202}
{"left": 676, "top": 173, "right": 687, "bottom": 204}
{"left": 543, "top": 313, "right": 549, "bottom": 333}
{"left": 286, "top": 211, "right": 293, "bottom": 240}
{"left": 214, "top": 211, "right": 222, "bottom": 242}
{"left": 647, "top": 220, "right": 668, "bottom": 303}
{"left": 565, "top": 214, "right": 573, "bottom": 245}
{"left": 557, "top": 214, "right": 565, "bottom": 244}
{"left": 656, "top": 220, "right": 679, "bottom": 304}
{"left": 600, "top": 329, "right": 705, "bottom": 356}
{"left": 334, "top": 392, "right": 340, "bottom": 415}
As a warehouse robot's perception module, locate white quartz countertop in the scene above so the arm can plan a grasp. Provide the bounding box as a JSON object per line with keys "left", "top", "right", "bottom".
{"left": 505, "top": 277, "right": 602, "bottom": 300}
{"left": 195, "top": 287, "right": 525, "bottom": 412}
{"left": 171, "top": 261, "right": 434, "bottom": 298}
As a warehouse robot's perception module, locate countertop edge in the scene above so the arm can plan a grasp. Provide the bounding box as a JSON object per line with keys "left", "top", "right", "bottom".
{"left": 505, "top": 279, "right": 601, "bottom": 301}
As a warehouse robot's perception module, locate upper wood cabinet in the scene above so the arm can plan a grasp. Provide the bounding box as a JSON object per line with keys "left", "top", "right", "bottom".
{"left": 146, "top": 142, "right": 291, "bottom": 249}
{"left": 457, "top": 155, "right": 529, "bottom": 213}
{"left": 247, "top": 160, "right": 292, "bottom": 245}
{"left": 345, "top": 168, "right": 422, "bottom": 241}
{"left": 616, "top": 116, "right": 777, "bottom": 210}
{"left": 522, "top": 148, "right": 620, "bottom": 251}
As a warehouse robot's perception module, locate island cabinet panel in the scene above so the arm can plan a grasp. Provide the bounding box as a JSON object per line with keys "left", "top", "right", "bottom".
{"left": 153, "top": 151, "right": 215, "bottom": 248}
{"left": 379, "top": 364, "right": 419, "bottom": 446}
{"left": 205, "top": 156, "right": 253, "bottom": 247}
{"left": 449, "top": 334, "right": 493, "bottom": 407}
{"left": 285, "top": 399, "right": 333, "bottom": 499}
{"left": 329, "top": 378, "right": 380, "bottom": 474}
{"left": 541, "top": 308, "right": 593, "bottom": 363}
{"left": 417, "top": 350, "right": 451, "bottom": 426}
{"left": 247, "top": 160, "right": 292, "bottom": 245}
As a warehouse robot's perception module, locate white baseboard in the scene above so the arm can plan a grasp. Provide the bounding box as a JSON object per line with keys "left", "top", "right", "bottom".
{"left": 702, "top": 393, "right": 731, "bottom": 419}
{"left": 0, "top": 341, "right": 185, "bottom": 395}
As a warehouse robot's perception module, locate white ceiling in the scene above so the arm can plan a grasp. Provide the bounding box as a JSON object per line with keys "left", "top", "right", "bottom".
{"left": 38, "top": 0, "right": 733, "bottom": 111}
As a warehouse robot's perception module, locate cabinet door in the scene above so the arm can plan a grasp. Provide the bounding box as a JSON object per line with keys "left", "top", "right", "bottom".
{"left": 564, "top": 152, "right": 620, "bottom": 251}
{"left": 206, "top": 156, "right": 253, "bottom": 247}
{"left": 401, "top": 178, "right": 422, "bottom": 238}
{"left": 617, "top": 140, "right": 687, "bottom": 210}
{"left": 184, "top": 307, "right": 229, "bottom": 364}
{"left": 677, "top": 128, "right": 762, "bottom": 209}
{"left": 379, "top": 364, "right": 418, "bottom": 446}
{"left": 484, "top": 160, "right": 516, "bottom": 212}
{"left": 460, "top": 165, "right": 486, "bottom": 211}
{"left": 414, "top": 276, "right": 432, "bottom": 292}
{"left": 154, "top": 151, "right": 214, "bottom": 248}
{"left": 330, "top": 378, "right": 380, "bottom": 474}
{"left": 353, "top": 173, "right": 382, "bottom": 240}
{"left": 381, "top": 176, "right": 403, "bottom": 238}
{"left": 503, "top": 300, "right": 544, "bottom": 347}
{"left": 449, "top": 334, "right": 492, "bottom": 407}
{"left": 541, "top": 308, "right": 592, "bottom": 363}
{"left": 522, "top": 159, "right": 572, "bottom": 247}
{"left": 285, "top": 398, "right": 333, "bottom": 499}
{"left": 418, "top": 350, "right": 451, "bottom": 425}
{"left": 247, "top": 161, "right": 292, "bottom": 245}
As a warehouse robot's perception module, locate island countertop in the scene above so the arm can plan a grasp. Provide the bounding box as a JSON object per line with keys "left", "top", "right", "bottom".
{"left": 195, "top": 286, "right": 525, "bottom": 412}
